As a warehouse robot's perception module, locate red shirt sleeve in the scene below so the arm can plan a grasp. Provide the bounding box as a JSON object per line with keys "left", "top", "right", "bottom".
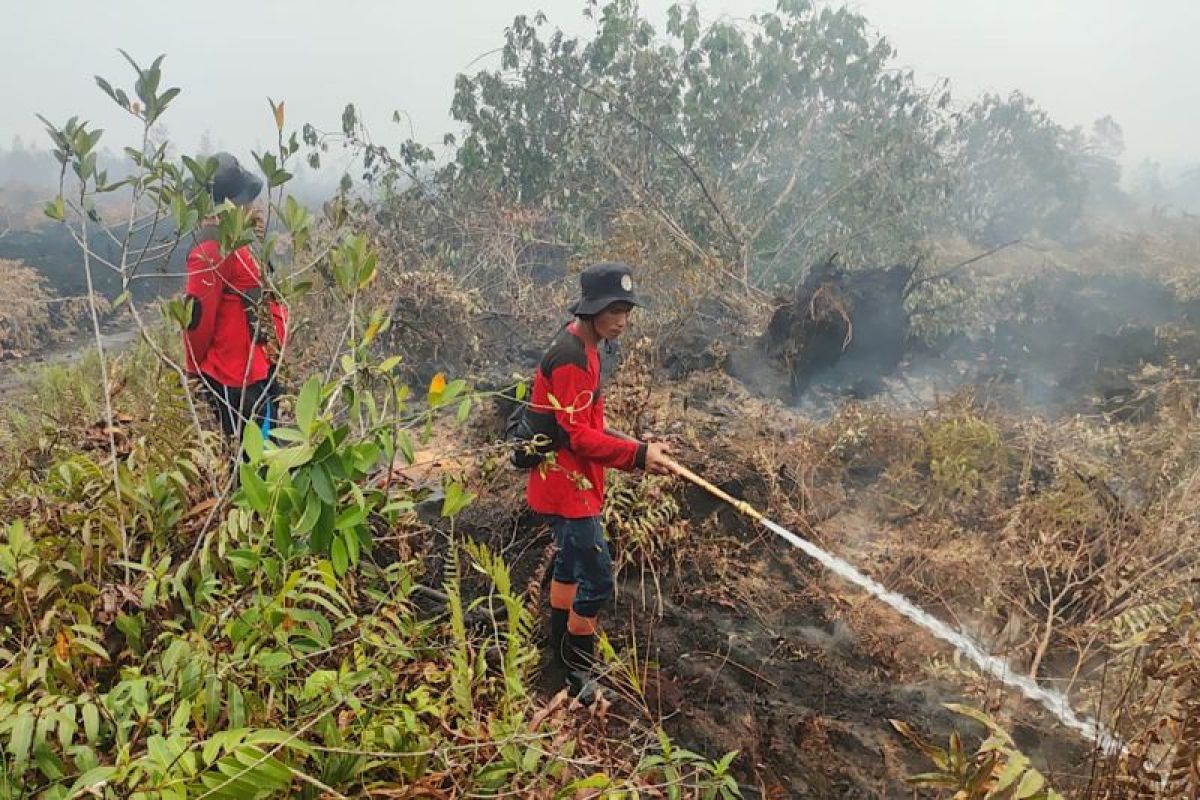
{"left": 548, "top": 362, "right": 643, "bottom": 470}
{"left": 182, "top": 241, "right": 224, "bottom": 375}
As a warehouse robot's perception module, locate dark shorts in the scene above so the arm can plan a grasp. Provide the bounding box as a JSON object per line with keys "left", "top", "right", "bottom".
{"left": 550, "top": 515, "right": 613, "bottom": 618}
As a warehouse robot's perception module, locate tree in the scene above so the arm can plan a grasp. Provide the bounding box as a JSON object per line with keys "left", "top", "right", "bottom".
{"left": 948, "top": 91, "right": 1086, "bottom": 245}
{"left": 447, "top": 0, "right": 953, "bottom": 285}
{"left": 1074, "top": 115, "right": 1130, "bottom": 216}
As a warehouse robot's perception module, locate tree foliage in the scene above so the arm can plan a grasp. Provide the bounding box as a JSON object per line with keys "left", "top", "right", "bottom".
{"left": 948, "top": 91, "right": 1087, "bottom": 245}
{"left": 447, "top": 0, "right": 953, "bottom": 284}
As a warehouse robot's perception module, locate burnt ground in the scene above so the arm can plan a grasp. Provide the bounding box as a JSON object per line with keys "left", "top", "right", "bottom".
{"left": 424, "top": 381, "right": 1099, "bottom": 799}
{"left": 719, "top": 264, "right": 1198, "bottom": 423}
{"left": 389, "top": 263, "right": 1190, "bottom": 796}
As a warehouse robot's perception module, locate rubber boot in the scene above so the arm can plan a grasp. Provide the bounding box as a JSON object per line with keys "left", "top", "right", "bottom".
{"left": 563, "top": 632, "right": 597, "bottom": 706}
{"left": 547, "top": 608, "right": 569, "bottom": 668}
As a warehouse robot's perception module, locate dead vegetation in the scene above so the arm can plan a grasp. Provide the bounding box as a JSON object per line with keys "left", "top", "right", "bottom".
{"left": 0, "top": 258, "right": 98, "bottom": 359}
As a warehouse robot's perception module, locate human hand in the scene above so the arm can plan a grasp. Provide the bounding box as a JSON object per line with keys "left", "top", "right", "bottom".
{"left": 643, "top": 441, "right": 674, "bottom": 476}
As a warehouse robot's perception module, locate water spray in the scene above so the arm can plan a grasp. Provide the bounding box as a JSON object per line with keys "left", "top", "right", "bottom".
{"left": 663, "top": 456, "right": 1122, "bottom": 754}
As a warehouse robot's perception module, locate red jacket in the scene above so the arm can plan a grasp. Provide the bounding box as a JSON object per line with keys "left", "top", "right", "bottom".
{"left": 526, "top": 323, "right": 646, "bottom": 518}
{"left": 183, "top": 239, "right": 287, "bottom": 387}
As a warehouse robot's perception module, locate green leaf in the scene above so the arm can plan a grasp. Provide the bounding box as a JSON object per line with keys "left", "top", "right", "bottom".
{"left": 558, "top": 773, "right": 612, "bottom": 796}
{"left": 241, "top": 417, "right": 264, "bottom": 463}
{"left": 72, "top": 636, "right": 111, "bottom": 662}
{"left": 147, "top": 734, "right": 174, "bottom": 768}
{"left": 441, "top": 481, "right": 475, "bottom": 518}
{"left": 171, "top": 699, "right": 193, "bottom": 732}
{"left": 227, "top": 549, "right": 260, "bottom": 574}
{"left": 227, "top": 683, "right": 245, "bottom": 728}
{"left": 351, "top": 441, "right": 381, "bottom": 474}
{"left": 57, "top": 705, "right": 77, "bottom": 749}
{"left": 906, "top": 772, "right": 962, "bottom": 788}
{"left": 294, "top": 490, "right": 322, "bottom": 534}
{"left": 335, "top": 505, "right": 367, "bottom": 530}
{"left": 44, "top": 196, "right": 65, "bottom": 222}
{"left": 396, "top": 430, "right": 416, "bottom": 465}
{"left": 296, "top": 377, "right": 321, "bottom": 434}
{"left": 343, "top": 526, "right": 361, "bottom": 565}
{"left": 303, "top": 670, "right": 338, "bottom": 701}
{"left": 238, "top": 464, "right": 271, "bottom": 514}
{"left": 311, "top": 503, "right": 335, "bottom": 553}
{"left": 9, "top": 712, "right": 33, "bottom": 765}
{"left": 311, "top": 463, "right": 335, "bottom": 505}
{"left": 95, "top": 75, "right": 121, "bottom": 106}
{"left": 273, "top": 515, "right": 294, "bottom": 557}
{"left": 68, "top": 766, "right": 117, "bottom": 795}
{"left": 456, "top": 397, "right": 472, "bottom": 423}
{"left": 34, "top": 742, "right": 66, "bottom": 780}
{"left": 330, "top": 536, "right": 349, "bottom": 576}
{"left": 82, "top": 702, "right": 100, "bottom": 744}
{"left": 269, "top": 426, "right": 307, "bottom": 443}
{"left": 995, "top": 751, "right": 1030, "bottom": 791}
{"left": 1014, "top": 769, "right": 1046, "bottom": 798}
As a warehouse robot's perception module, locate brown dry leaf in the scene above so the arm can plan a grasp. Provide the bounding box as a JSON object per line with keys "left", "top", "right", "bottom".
{"left": 529, "top": 690, "right": 569, "bottom": 730}
{"left": 54, "top": 629, "right": 71, "bottom": 662}
{"left": 184, "top": 497, "right": 218, "bottom": 521}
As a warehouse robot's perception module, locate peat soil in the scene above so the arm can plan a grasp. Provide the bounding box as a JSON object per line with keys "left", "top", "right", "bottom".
{"left": 345, "top": 264, "right": 1188, "bottom": 794}
{"left": 434, "top": 383, "right": 1097, "bottom": 799}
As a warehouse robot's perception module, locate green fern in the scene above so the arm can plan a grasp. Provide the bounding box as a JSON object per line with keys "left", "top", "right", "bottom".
{"left": 1109, "top": 601, "right": 1179, "bottom": 651}
{"left": 442, "top": 545, "right": 475, "bottom": 719}
{"left": 464, "top": 540, "right": 536, "bottom": 709}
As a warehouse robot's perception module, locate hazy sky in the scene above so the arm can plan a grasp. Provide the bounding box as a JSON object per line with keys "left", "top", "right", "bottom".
{"left": 2, "top": 1, "right": 1196, "bottom": 170}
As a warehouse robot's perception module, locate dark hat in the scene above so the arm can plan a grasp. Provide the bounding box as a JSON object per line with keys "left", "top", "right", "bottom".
{"left": 210, "top": 152, "right": 263, "bottom": 206}
{"left": 570, "top": 262, "right": 644, "bottom": 316}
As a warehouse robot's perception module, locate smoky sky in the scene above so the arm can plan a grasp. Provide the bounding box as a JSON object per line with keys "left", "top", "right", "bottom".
{"left": 2, "top": 1, "right": 1196, "bottom": 170}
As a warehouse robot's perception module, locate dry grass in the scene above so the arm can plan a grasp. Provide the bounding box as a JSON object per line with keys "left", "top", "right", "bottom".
{"left": 0, "top": 258, "right": 96, "bottom": 358}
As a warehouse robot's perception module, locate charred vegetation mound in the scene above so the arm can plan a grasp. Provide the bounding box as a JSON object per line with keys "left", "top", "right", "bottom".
{"left": 745, "top": 258, "right": 914, "bottom": 402}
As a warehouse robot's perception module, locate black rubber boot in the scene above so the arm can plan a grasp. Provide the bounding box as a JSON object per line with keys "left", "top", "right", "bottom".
{"left": 563, "top": 632, "right": 597, "bottom": 706}
{"left": 547, "top": 608, "right": 569, "bottom": 668}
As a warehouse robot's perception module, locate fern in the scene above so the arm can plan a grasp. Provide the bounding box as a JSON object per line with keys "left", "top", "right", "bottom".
{"left": 464, "top": 540, "right": 535, "bottom": 710}
{"left": 1108, "top": 601, "right": 1179, "bottom": 651}
{"left": 442, "top": 545, "right": 475, "bottom": 719}
{"left": 186, "top": 729, "right": 310, "bottom": 799}
{"left": 604, "top": 472, "right": 689, "bottom": 573}
{"left": 1109, "top": 603, "right": 1200, "bottom": 799}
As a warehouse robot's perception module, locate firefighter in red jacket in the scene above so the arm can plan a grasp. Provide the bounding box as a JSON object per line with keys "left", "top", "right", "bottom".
{"left": 527, "top": 262, "right": 672, "bottom": 703}
{"left": 183, "top": 153, "right": 287, "bottom": 440}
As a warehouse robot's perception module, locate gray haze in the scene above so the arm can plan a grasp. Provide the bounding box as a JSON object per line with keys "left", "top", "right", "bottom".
{"left": 1, "top": 1, "right": 1197, "bottom": 169}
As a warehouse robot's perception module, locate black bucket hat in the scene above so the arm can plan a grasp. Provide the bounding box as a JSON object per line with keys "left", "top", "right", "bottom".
{"left": 570, "top": 262, "right": 644, "bottom": 316}
{"left": 210, "top": 152, "right": 263, "bottom": 206}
